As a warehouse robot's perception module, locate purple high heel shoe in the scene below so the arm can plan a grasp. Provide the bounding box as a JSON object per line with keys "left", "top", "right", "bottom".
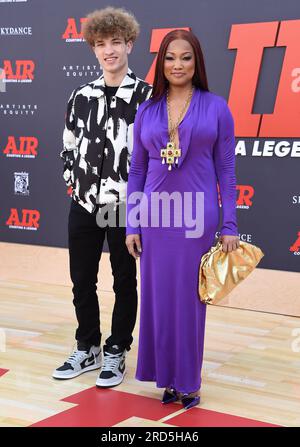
{"left": 161, "top": 387, "right": 179, "bottom": 404}
{"left": 181, "top": 393, "right": 200, "bottom": 410}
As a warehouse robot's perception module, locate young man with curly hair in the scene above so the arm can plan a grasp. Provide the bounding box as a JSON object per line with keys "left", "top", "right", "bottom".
{"left": 53, "top": 7, "right": 151, "bottom": 387}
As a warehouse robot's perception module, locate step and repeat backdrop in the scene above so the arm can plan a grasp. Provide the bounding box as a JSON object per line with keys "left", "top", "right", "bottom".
{"left": 0, "top": 0, "right": 299, "bottom": 272}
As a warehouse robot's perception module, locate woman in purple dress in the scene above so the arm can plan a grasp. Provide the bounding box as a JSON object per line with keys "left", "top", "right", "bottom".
{"left": 126, "top": 30, "right": 239, "bottom": 410}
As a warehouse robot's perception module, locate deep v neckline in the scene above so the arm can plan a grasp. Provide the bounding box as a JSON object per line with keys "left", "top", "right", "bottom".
{"left": 159, "top": 89, "right": 198, "bottom": 170}
{"left": 163, "top": 88, "right": 196, "bottom": 145}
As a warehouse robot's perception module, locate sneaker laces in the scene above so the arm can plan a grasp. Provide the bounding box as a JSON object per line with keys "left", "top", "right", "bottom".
{"left": 101, "top": 351, "right": 123, "bottom": 372}
{"left": 65, "top": 349, "right": 89, "bottom": 367}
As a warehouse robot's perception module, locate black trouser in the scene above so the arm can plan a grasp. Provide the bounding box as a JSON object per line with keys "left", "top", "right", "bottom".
{"left": 68, "top": 199, "right": 137, "bottom": 351}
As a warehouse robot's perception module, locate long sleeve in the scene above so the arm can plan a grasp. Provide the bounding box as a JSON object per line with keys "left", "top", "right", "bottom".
{"left": 213, "top": 98, "right": 238, "bottom": 236}
{"left": 60, "top": 89, "right": 77, "bottom": 186}
{"left": 126, "top": 103, "right": 149, "bottom": 235}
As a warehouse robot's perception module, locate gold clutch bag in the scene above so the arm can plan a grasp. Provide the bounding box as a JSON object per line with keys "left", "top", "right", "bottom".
{"left": 198, "top": 240, "right": 264, "bottom": 305}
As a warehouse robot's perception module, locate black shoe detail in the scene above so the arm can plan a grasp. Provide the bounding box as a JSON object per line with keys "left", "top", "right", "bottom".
{"left": 56, "top": 362, "right": 74, "bottom": 372}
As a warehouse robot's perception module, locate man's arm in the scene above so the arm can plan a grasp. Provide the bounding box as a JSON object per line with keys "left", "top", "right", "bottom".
{"left": 60, "top": 89, "right": 77, "bottom": 186}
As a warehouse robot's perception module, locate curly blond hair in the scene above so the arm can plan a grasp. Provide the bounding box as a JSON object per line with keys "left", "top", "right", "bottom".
{"left": 82, "top": 7, "right": 140, "bottom": 46}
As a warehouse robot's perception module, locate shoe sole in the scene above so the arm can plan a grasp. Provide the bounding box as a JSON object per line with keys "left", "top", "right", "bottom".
{"left": 162, "top": 396, "right": 179, "bottom": 404}
{"left": 52, "top": 362, "right": 101, "bottom": 380}
{"left": 95, "top": 370, "right": 126, "bottom": 388}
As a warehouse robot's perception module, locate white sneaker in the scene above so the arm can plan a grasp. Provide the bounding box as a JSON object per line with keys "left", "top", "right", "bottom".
{"left": 52, "top": 344, "right": 102, "bottom": 379}
{"left": 96, "top": 345, "right": 126, "bottom": 388}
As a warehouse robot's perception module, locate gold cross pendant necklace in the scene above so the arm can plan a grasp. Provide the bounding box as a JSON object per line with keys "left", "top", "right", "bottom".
{"left": 161, "top": 87, "right": 193, "bottom": 171}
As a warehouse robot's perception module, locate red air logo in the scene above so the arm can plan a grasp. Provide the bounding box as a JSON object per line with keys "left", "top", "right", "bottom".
{"left": 290, "top": 232, "right": 300, "bottom": 254}
{"left": 6, "top": 208, "right": 40, "bottom": 231}
{"left": 0, "top": 60, "right": 35, "bottom": 82}
{"left": 62, "top": 18, "right": 88, "bottom": 42}
{"left": 217, "top": 184, "right": 254, "bottom": 209}
{"left": 3, "top": 136, "right": 38, "bottom": 158}
{"left": 236, "top": 185, "right": 254, "bottom": 208}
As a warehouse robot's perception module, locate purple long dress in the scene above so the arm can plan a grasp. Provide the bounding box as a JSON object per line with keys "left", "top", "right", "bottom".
{"left": 126, "top": 88, "right": 238, "bottom": 394}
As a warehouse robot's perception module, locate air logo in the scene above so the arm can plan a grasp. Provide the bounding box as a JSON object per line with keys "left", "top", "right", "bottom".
{"left": 3, "top": 136, "right": 38, "bottom": 158}
{"left": 6, "top": 208, "right": 40, "bottom": 230}
{"left": 0, "top": 60, "right": 35, "bottom": 81}
{"left": 62, "top": 18, "right": 87, "bottom": 42}
{"left": 290, "top": 232, "right": 300, "bottom": 254}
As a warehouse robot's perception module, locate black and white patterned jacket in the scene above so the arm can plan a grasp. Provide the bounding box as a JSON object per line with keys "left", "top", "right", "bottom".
{"left": 60, "top": 68, "right": 152, "bottom": 213}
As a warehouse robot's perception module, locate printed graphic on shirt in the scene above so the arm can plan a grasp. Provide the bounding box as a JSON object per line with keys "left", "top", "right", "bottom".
{"left": 60, "top": 68, "right": 152, "bottom": 213}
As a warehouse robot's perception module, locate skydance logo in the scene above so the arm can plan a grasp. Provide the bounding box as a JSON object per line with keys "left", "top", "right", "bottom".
{"left": 0, "top": 26, "right": 32, "bottom": 36}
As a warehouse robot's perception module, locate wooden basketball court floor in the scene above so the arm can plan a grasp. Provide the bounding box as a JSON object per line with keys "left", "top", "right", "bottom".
{"left": 0, "top": 242, "right": 300, "bottom": 427}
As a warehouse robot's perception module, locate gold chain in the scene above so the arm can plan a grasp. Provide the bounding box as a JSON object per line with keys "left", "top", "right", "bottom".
{"left": 167, "top": 88, "right": 193, "bottom": 142}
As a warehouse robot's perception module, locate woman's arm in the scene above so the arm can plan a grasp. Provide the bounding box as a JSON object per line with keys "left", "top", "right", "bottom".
{"left": 213, "top": 98, "right": 238, "bottom": 237}
{"left": 126, "top": 103, "right": 149, "bottom": 236}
